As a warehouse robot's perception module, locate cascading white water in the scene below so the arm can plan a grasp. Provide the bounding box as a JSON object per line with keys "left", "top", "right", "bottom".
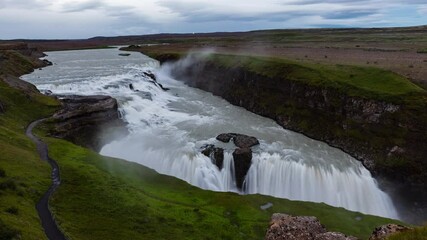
{"left": 22, "top": 47, "right": 399, "bottom": 219}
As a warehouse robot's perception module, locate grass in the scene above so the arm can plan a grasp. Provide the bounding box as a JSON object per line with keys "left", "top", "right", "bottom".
{"left": 45, "top": 137, "right": 403, "bottom": 240}
{"left": 0, "top": 79, "right": 60, "bottom": 239}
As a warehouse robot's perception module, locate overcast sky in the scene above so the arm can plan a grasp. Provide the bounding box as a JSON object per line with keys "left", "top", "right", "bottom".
{"left": 1, "top": 0, "right": 426, "bottom": 39}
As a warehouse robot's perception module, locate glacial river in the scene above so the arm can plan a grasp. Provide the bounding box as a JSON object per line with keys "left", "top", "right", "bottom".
{"left": 23, "top": 47, "right": 399, "bottom": 219}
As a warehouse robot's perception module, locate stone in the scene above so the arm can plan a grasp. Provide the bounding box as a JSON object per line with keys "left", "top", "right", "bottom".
{"left": 216, "top": 133, "right": 236, "bottom": 143}
{"left": 232, "top": 147, "right": 252, "bottom": 190}
{"left": 233, "top": 134, "right": 259, "bottom": 148}
{"left": 201, "top": 144, "right": 224, "bottom": 169}
{"left": 143, "top": 71, "right": 157, "bottom": 81}
{"left": 369, "top": 224, "right": 412, "bottom": 240}
{"left": 216, "top": 133, "right": 260, "bottom": 148}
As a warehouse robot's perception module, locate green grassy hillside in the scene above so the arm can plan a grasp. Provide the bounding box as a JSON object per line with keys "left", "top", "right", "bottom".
{"left": 0, "top": 49, "right": 405, "bottom": 239}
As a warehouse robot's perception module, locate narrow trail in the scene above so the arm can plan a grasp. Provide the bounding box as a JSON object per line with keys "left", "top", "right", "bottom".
{"left": 26, "top": 119, "right": 67, "bottom": 240}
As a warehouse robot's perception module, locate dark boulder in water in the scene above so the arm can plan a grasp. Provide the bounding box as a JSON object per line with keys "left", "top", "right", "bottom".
{"left": 143, "top": 71, "right": 157, "bottom": 81}
{"left": 215, "top": 133, "right": 259, "bottom": 189}
{"left": 233, "top": 147, "right": 252, "bottom": 190}
{"left": 142, "top": 71, "right": 170, "bottom": 91}
{"left": 201, "top": 144, "right": 224, "bottom": 169}
{"left": 216, "top": 133, "right": 259, "bottom": 148}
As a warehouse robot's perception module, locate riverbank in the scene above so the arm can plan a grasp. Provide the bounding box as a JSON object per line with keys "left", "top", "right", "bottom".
{"left": 130, "top": 47, "right": 427, "bottom": 223}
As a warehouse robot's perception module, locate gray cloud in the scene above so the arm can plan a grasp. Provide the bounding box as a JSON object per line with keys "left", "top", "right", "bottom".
{"left": 0, "top": 0, "right": 426, "bottom": 39}
{"left": 61, "top": 0, "right": 103, "bottom": 12}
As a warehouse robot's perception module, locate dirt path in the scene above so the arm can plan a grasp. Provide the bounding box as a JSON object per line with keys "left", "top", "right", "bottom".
{"left": 26, "top": 119, "right": 66, "bottom": 240}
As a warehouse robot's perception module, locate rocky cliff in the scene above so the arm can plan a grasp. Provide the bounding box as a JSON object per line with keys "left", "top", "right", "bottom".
{"left": 150, "top": 53, "right": 427, "bottom": 221}
{"left": 51, "top": 95, "right": 127, "bottom": 152}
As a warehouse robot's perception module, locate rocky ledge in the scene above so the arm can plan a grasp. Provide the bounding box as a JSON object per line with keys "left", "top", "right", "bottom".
{"left": 51, "top": 95, "right": 127, "bottom": 151}
{"left": 201, "top": 133, "right": 259, "bottom": 189}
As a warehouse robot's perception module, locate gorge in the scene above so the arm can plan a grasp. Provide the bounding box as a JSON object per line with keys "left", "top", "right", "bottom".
{"left": 22, "top": 47, "right": 402, "bottom": 222}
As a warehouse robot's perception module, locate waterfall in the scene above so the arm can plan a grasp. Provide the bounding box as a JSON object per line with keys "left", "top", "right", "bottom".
{"left": 244, "top": 152, "right": 398, "bottom": 218}
{"left": 22, "top": 47, "right": 400, "bottom": 220}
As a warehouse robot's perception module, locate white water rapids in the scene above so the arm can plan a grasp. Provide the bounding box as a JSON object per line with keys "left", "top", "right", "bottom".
{"left": 23, "top": 48, "right": 399, "bottom": 219}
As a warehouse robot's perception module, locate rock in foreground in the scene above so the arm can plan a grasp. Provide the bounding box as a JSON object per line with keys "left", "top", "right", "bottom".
{"left": 265, "top": 213, "right": 357, "bottom": 240}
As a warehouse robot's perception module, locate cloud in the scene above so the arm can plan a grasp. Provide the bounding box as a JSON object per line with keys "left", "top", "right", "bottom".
{"left": 0, "top": 0, "right": 426, "bottom": 39}
{"left": 61, "top": 0, "right": 103, "bottom": 12}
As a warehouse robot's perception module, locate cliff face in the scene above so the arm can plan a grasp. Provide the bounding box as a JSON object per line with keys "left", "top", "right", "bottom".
{"left": 165, "top": 57, "right": 427, "bottom": 198}
{"left": 51, "top": 95, "right": 127, "bottom": 152}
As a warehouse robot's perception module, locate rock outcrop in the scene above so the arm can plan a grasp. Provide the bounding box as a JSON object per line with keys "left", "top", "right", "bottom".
{"left": 51, "top": 95, "right": 127, "bottom": 151}
{"left": 216, "top": 133, "right": 259, "bottom": 148}
{"left": 265, "top": 213, "right": 357, "bottom": 240}
{"left": 369, "top": 224, "right": 412, "bottom": 240}
{"left": 232, "top": 147, "right": 252, "bottom": 189}
{"left": 142, "top": 71, "right": 170, "bottom": 91}
{"left": 201, "top": 144, "right": 224, "bottom": 169}
{"left": 201, "top": 133, "right": 259, "bottom": 189}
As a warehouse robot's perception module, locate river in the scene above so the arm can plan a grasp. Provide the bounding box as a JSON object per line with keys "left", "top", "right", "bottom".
{"left": 22, "top": 47, "right": 399, "bottom": 220}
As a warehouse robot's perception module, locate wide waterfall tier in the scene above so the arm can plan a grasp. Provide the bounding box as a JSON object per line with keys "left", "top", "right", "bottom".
{"left": 22, "top": 47, "right": 399, "bottom": 220}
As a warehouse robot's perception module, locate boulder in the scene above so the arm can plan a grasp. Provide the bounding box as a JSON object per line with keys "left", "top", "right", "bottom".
{"left": 142, "top": 71, "right": 170, "bottom": 91}
{"left": 42, "top": 59, "right": 53, "bottom": 66}
{"left": 216, "top": 133, "right": 236, "bottom": 143}
{"left": 216, "top": 133, "right": 259, "bottom": 148}
{"left": 265, "top": 214, "right": 357, "bottom": 240}
{"left": 51, "top": 95, "right": 127, "bottom": 151}
{"left": 234, "top": 134, "right": 259, "bottom": 148}
{"left": 233, "top": 147, "right": 252, "bottom": 189}
{"left": 369, "top": 224, "right": 412, "bottom": 240}
{"left": 201, "top": 144, "right": 224, "bottom": 169}
{"left": 143, "top": 71, "right": 157, "bottom": 81}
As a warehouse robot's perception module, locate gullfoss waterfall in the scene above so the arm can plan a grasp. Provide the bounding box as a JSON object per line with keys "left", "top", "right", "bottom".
{"left": 22, "top": 48, "right": 399, "bottom": 220}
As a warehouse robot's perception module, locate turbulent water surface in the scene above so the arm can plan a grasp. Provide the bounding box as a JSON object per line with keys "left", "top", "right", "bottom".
{"left": 23, "top": 48, "right": 399, "bottom": 219}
